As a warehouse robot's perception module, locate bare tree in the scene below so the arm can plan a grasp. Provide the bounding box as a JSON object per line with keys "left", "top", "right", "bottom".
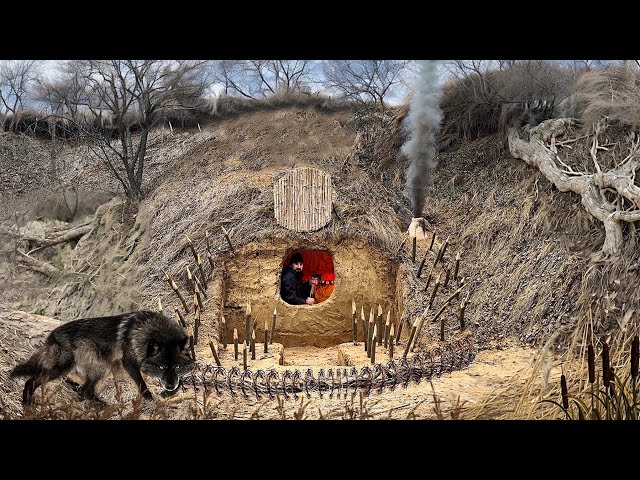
{"left": 51, "top": 60, "right": 210, "bottom": 202}
{"left": 212, "top": 60, "right": 263, "bottom": 98}
{"left": 0, "top": 60, "right": 42, "bottom": 131}
{"left": 213, "top": 60, "right": 315, "bottom": 98}
{"left": 321, "top": 60, "right": 411, "bottom": 108}
{"left": 35, "top": 61, "right": 86, "bottom": 123}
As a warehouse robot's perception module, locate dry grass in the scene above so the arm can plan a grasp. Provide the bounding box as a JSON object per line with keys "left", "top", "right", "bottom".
{"left": 575, "top": 65, "right": 640, "bottom": 129}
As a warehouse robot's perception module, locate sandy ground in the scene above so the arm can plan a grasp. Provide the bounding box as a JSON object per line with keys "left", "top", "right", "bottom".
{"left": 2, "top": 305, "right": 550, "bottom": 419}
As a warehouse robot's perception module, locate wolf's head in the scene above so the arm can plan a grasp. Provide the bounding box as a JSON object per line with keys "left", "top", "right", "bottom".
{"left": 131, "top": 312, "right": 195, "bottom": 393}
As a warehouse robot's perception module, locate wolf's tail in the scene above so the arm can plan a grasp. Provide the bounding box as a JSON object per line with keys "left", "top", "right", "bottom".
{"left": 11, "top": 354, "right": 42, "bottom": 377}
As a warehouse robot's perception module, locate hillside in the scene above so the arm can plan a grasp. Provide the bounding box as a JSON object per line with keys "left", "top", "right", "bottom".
{"left": 0, "top": 102, "right": 628, "bottom": 419}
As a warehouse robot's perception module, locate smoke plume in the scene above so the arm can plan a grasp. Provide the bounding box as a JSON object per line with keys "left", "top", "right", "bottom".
{"left": 402, "top": 60, "right": 443, "bottom": 217}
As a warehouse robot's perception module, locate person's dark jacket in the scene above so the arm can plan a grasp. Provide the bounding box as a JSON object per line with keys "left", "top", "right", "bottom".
{"left": 280, "top": 266, "right": 312, "bottom": 305}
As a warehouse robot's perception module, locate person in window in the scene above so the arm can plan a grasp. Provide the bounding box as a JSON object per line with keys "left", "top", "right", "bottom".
{"left": 280, "top": 252, "right": 319, "bottom": 305}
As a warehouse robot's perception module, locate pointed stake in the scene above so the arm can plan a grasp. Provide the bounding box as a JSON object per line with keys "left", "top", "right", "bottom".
{"left": 250, "top": 328, "right": 256, "bottom": 360}
{"left": 403, "top": 318, "right": 419, "bottom": 358}
{"left": 454, "top": 251, "right": 461, "bottom": 281}
{"left": 174, "top": 307, "right": 187, "bottom": 329}
{"left": 270, "top": 307, "right": 277, "bottom": 344}
{"left": 187, "top": 325, "right": 196, "bottom": 361}
{"left": 444, "top": 268, "right": 451, "bottom": 288}
{"left": 208, "top": 336, "right": 222, "bottom": 366}
{"left": 362, "top": 306, "right": 368, "bottom": 352}
{"left": 233, "top": 328, "right": 239, "bottom": 360}
{"left": 264, "top": 320, "right": 269, "bottom": 353}
{"left": 417, "top": 250, "right": 428, "bottom": 278}
{"left": 412, "top": 236, "right": 417, "bottom": 263}
{"left": 164, "top": 271, "right": 190, "bottom": 313}
{"left": 245, "top": 301, "right": 252, "bottom": 346}
{"left": 376, "top": 305, "right": 383, "bottom": 346}
{"left": 389, "top": 323, "right": 395, "bottom": 359}
{"left": 370, "top": 325, "right": 377, "bottom": 364}
{"left": 384, "top": 310, "right": 391, "bottom": 348}
{"left": 243, "top": 344, "right": 248, "bottom": 370}
{"left": 352, "top": 300, "right": 357, "bottom": 344}
{"left": 429, "top": 230, "right": 436, "bottom": 251}
{"left": 157, "top": 298, "right": 163, "bottom": 312}
{"left": 367, "top": 308, "right": 375, "bottom": 358}
{"left": 428, "top": 274, "right": 441, "bottom": 308}
{"left": 221, "top": 315, "right": 227, "bottom": 349}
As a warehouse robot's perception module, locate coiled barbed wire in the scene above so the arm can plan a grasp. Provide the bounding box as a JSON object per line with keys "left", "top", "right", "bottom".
{"left": 180, "top": 337, "right": 475, "bottom": 400}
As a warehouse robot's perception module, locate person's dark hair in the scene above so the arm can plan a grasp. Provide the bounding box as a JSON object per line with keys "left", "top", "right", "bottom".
{"left": 290, "top": 252, "right": 303, "bottom": 264}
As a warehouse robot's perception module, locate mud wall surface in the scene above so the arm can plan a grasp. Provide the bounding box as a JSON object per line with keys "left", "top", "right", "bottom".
{"left": 223, "top": 239, "right": 397, "bottom": 347}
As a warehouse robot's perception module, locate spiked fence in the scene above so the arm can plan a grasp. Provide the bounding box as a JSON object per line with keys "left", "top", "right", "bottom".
{"left": 180, "top": 336, "right": 475, "bottom": 400}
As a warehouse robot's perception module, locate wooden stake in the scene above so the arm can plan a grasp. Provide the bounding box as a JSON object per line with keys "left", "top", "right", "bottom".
{"left": 279, "top": 349, "right": 285, "bottom": 366}
{"left": 245, "top": 301, "right": 252, "bottom": 346}
{"left": 174, "top": 307, "right": 187, "bottom": 329}
{"left": 208, "top": 336, "right": 222, "bottom": 366}
{"left": 454, "top": 277, "right": 465, "bottom": 301}
{"left": 459, "top": 292, "right": 470, "bottom": 330}
{"left": 416, "top": 250, "right": 428, "bottom": 278}
{"left": 196, "top": 254, "right": 207, "bottom": 288}
{"left": 221, "top": 315, "right": 227, "bottom": 349}
{"left": 454, "top": 252, "right": 461, "bottom": 281}
{"left": 270, "top": 307, "right": 277, "bottom": 344}
{"left": 264, "top": 320, "right": 269, "bottom": 353}
{"left": 384, "top": 310, "right": 391, "bottom": 349}
{"left": 157, "top": 298, "right": 163, "bottom": 312}
{"left": 409, "top": 306, "right": 430, "bottom": 352}
{"left": 184, "top": 235, "right": 206, "bottom": 287}
{"left": 164, "top": 271, "right": 190, "bottom": 313}
{"left": 424, "top": 271, "right": 433, "bottom": 292}
{"left": 389, "top": 323, "right": 395, "bottom": 359}
{"left": 438, "top": 236, "right": 450, "bottom": 264}
{"left": 429, "top": 230, "right": 436, "bottom": 251}
{"left": 376, "top": 305, "right": 383, "bottom": 346}
{"left": 250, "top": 328, "right": 256, "bottom": 360}
{"left": 221, "top": 225, "right": 234, "bottom": 252}
{"left": 233, "top": 328, "right": 239, "bottom": 360}
{"left": 187, "top": 265, "right": 208, "bottom": 300}
{"left": 362, "top": 306, "right": 368, "bottom": 352}
{"left": 187, "top": 325, "right": 196, "bottom": 361}
{"left": 440, "top": 316, "right": 445, "bottom": 341}
{"left": 193, "top": 304, "right": 201, "bottom": 345}
{"left": 444, "top": 268, "right": 451, "bottom": 288}
{"left": 243, "top": 344, "right": 247, "bottom": 370}
{"left": 187, "top": 267, "right": 205, "bottom": 310}
{"left": 367, "top": 308, "right": 375, "bottom": 358}
{"left": 370, "top": 325, "right": 377, "bottom": 364}
{"left": 412, "top": 236, "right": 417, "bottom": 263}
{"left": 428, "top": 274, "right": 441, "bottom": 308}
{"left": 352, "top": 300, "right": 357, "bottom": 344}
{"left": 403, "top": 318, "right": 419, "bottom": 358}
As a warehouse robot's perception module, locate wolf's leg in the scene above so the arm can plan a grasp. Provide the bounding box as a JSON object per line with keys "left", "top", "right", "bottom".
{"left": 78, "top": 377, "right": 102, "bottom": 402}
{"left": 22, "top": 352, "right": 74, "bottom": 406}
{"left": 122, "top": 361, "right": 153, "bottom": 400}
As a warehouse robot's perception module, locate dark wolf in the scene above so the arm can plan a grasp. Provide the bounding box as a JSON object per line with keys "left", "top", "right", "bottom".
{"left": 10, "top": 310, "right": 194, "bottom": 405}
